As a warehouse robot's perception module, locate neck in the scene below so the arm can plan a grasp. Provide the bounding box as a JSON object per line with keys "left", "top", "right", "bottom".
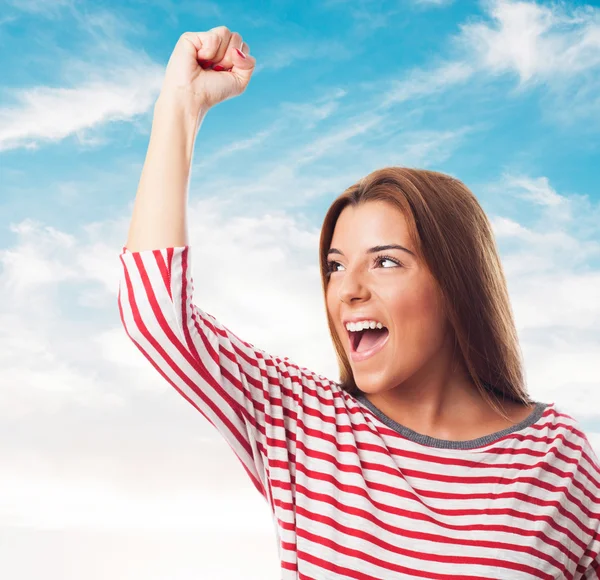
{"left": 361, "top": 331, "right": 516, "bottom": 439}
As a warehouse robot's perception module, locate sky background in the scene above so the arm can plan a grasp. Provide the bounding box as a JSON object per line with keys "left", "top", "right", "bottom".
{"left": 1, "top": 0, "right": 600, "bottom": 578}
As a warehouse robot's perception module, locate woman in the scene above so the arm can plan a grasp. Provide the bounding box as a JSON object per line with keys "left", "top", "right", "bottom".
{"left": 119, "top": 27, "right": 600, "bottom": 579}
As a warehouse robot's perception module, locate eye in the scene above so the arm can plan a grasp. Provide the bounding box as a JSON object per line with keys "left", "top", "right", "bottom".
{"left": 325, "top": 255, "right": 402, "bottom": 275}
{"left": 326, "top": 260, "right": 342, "bottom": 273}
{"left": 375, "top": 255, "right": 400, "bottom": 268}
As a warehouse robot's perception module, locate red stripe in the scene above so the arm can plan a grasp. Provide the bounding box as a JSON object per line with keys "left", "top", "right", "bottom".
{"left": 296, "top": 506, "right": 560, "bottom": 578}
{"left": 292, "top": 438, "right": 593, "bottom": 548}
{"left": 293, "top": 488, "right": 571, "bottom": 572}
{"left": 297, "top": 528, "right": 548, "bottom": 579}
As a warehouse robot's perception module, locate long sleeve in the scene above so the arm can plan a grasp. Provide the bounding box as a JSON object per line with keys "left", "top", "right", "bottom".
{"left": 582, "top": 555, "right": 599, "bottom": 579}
{"left": 117, "top": 244, "right": 331, "bottom": 500}
{"left": 576, "top": 437, "right": 600, "bottom": 580}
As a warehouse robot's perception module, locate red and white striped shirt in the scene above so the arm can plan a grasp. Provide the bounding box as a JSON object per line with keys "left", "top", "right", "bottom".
{"left": 118, "top": 245, "right": 600, "bottom": 580}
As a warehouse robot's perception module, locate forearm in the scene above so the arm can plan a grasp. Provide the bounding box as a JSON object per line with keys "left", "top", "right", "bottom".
{"left": 125, "top": 93, "right": 208, "bottom": 252}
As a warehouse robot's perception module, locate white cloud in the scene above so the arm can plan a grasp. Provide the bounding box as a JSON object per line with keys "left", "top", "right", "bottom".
{"left": 4, "top": 0, "right": 74, "bottom": 18}
{"left": 0, "top": 64, "right": 163, "bottom": 152}
{"left": 486, "top": 174, "right": 600, "bottom": 418}
{"left": 382, "top": 0, "right": 600, "bottom": 115}
{"left": 382, "top": 61, "right": 473, "bottom": 106}
{"left": 4, "top": 0, "right": 598, "bottom": 155}
{"left": 197, "top": 125, "right": 279, "bottom": 164}
{"left": 191, "top": 119, "right": 470, "bottom": 217}
{"left": 0, "top": 528, "right": 280, "bottom": 580}
{"left": 2, "top": 220, "right": 77, "bottom": 292}
{"left": 183, "top": 198, "right": 338, "bottom": 377}
{"left": 492, "top": 216, "right": 600, "bottom": 261}
{"left": 0, "top": 14, "right": 18, "bottom": 26}
{"left": 505, "top": 175, "right": 565, "bottom": 207}
{"left": 254, "top": 39, "right": 353, "bottom": 72}
{"left": 197, "top": 88, "right": 349, "bottom": 167}
{"left": 414, "top": 0, "right": 454, "bottom": 6}
{"left": 0, "top": 4, "right": 164, "bottom": 152}
{"left": 0, "top": 198, "right": 337, "bottom": 576}
{"left": 279, "top": 88, "right": 348, "bottom": 129}
{"left": 460, "top": 0, "right": 600, "bottom": 83}
{"left": 0, "top": 466, "right": 271, "bottom": 532}
{"left": 291, "top": 113, "right": 383, "bottom": 166}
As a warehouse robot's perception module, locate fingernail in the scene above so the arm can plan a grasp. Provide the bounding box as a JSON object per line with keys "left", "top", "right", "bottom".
{"left": 235, "top": 48, "right": 246, "bottom": 59}
{"left": 213, "top": 65, "right": 225, "bottom": 71}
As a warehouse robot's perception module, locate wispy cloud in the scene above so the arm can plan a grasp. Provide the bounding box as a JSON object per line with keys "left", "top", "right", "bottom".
{"left": 197, "top": 88, "right": 349, "bottom": 167}
{"left": 254, "top": 39, "right": 354, "bottom": 72}
{"left": 484, "top": 174, "right": 600, "bottom": 415}
{"left": 414, "top": 0, "right": 454, "bottom": 6}
{"left": 192, "top": 111, "right": 470, "bottom": 216}
{"left": 460, "top": 0, "right": 600, "bottom": 83}
{"left": 505, "top": 175, "right": 565, "bottom": 207}
{"left": 279, "top": 88, "right": 348, "bottom": 129}
{"left": 134, "top": 0, "right": 222, "bottom": 27}
{"left": 0, "top": 4, "right": 165, "bottom": 151}
{"left": 382, "top": 61, "right": 473, "bottom": 106}
{"left": 4, "top": 0, "right": 74, "bottom": 18}
{"left": 0, "top": 14, "right": 18, "bottom": 26}
{"left": 0, "top": 66, "right": 163, "bottom": 151}
{"left": 381, "top": 0, "right": 600, "bottom": 117}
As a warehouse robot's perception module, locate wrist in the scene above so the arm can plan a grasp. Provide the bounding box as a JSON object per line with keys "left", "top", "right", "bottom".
{"left": 154, "top": 87, "right": 210, "bottom": 124}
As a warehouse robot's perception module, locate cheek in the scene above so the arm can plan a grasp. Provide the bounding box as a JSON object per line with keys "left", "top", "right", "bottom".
{"left": 389, "top": 285, "right": 446, "bottom": 344}
{"left": 325, "top": 287, "right": 337, "bottom": 318}
{"left": 325, "top": 287, "right": 341, "bottom": 332}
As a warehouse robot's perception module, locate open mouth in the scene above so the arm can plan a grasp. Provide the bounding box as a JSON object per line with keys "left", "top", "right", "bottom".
{"left": 349, "top": 326, "right": 389, "bottom": 354}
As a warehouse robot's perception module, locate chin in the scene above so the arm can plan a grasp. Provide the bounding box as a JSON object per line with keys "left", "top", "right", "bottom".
{"left": 352, "top": 369, "right": 397, "bottom": 395}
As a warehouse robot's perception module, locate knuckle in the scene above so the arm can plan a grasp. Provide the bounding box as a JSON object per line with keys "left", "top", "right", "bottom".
{"left": 207, "top": 31, "right": 221, "bottom": 45}
{"left": 210, "top": 25, "right": 229, "bottom": 35}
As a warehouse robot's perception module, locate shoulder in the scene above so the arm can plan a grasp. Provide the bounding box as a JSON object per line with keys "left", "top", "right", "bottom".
{"left": 529, "top": 401, "right": 598, "bottom": 477}
{"left": 537, "top": 401, "right": 593, "bottom": 441}
{"left": 541, "top": 401, "right": 600, "bottom": 490}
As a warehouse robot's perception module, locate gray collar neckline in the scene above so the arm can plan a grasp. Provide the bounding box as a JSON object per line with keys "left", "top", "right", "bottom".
{"left": 354, "top": 394, "right": 549, "bottom": 450}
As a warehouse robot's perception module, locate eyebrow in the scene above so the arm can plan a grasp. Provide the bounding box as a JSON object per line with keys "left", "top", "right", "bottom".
{"left": 327, "top": 244, "right": 416, "bottom": 257}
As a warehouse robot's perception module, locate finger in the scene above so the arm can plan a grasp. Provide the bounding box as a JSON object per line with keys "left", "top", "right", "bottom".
{"left": 230, "top": 46, "right": 256, "bottom": 87}
{"left": 212, "top": 32, "right": 243, "bottom": 71}
{"left": 192, "top": 30, "right": 223, "bottom": 64}
{"left": 241, "top": 41, "right": 250, "bottom": 55}
{"left": 206, "top": 25, "right": 232, "bottom": 65}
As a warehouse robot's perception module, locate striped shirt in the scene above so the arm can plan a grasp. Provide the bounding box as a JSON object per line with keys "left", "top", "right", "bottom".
{"left": 118, "top": 244, "right": 600, "bottom": 580}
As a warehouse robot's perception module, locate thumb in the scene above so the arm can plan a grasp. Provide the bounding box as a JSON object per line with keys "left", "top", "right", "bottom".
{"left": 230, "top": 47, "right": 255, "bottom": 88}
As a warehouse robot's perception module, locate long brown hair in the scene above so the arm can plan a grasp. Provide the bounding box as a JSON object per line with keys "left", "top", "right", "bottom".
{"left": 318, "top": 167, "right": 534, "bottom": 420}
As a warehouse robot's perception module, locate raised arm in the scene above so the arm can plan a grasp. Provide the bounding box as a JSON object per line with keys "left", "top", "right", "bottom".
{"left": 124, "top": 93, "right": 198, "bottom": 251}
{"left": 118, "top": 28, "right": 337, "bottom": 500}
{"left": 125, "top": 27, "right": 254, "bottom": 252}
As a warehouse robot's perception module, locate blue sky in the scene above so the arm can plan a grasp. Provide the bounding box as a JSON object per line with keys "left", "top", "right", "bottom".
{"left": 1, "top": 0, "right": 600, "bottom": 578}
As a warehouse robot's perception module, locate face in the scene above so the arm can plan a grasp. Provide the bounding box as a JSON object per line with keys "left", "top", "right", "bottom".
{"left": 325, "top": 200, "right": 450, "bottom": 395}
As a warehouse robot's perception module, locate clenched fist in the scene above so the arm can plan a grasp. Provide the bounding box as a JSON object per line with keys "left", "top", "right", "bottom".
{"left": 160, "top": 26, "right": 256, "bottom": 111}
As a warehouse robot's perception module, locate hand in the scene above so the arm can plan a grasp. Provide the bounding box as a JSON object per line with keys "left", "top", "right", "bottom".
{"left": 160, "top": 26, "right": 255, "bottom": 112}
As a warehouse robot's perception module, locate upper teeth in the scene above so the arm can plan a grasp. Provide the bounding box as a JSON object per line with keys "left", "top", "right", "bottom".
{"left": 345, "top": 320, "right": 384, "bottom": 332}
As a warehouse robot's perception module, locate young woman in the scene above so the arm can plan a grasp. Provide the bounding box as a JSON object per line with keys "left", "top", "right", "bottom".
{"left": 119, "top": 27, "right": 600, "bottom": 579}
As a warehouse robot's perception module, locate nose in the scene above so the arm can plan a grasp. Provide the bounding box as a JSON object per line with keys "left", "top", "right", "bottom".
{"left": 337, "top": 265, "right": 371, "bottom": 304}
